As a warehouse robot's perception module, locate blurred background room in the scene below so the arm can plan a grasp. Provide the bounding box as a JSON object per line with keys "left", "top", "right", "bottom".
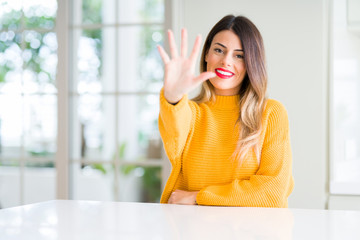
{"left": 0, "top": 0, "right": 359, "bottom": 211}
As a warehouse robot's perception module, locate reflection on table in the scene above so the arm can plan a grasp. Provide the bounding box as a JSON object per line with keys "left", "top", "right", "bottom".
{"left": 0, "top": 200, "right": 359, "bottom": 240}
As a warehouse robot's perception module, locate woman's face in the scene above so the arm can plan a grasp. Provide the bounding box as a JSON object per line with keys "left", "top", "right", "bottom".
{"left": 205, "top": 30, "right": 247, "bottom": 96}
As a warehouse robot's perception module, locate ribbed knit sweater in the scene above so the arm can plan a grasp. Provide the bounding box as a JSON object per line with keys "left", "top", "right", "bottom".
{"left": 158, "top": 89, "right": 294, "bottom": 208}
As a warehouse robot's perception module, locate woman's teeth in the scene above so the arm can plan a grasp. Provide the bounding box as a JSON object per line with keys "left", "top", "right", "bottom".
{"left": 216, "top": 69, "right": 233, "bottom": 76}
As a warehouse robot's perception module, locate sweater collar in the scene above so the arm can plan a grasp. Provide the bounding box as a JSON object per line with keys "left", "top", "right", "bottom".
{"left": 209, "top": 94, "right": 240, "bottom": 110}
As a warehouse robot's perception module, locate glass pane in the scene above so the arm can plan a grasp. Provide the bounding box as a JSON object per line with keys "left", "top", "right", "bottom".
{"left": 0, "top": 1, "right": 22, "bottom": 31}
{"left": 331, "top": 0, "right": 360, "bottom": 194}
{"left": 118, "top": 26, "right": 164, "bottom": 92}
{"left": 80, "top": 0, "right": 116, "bottom": 25}
{"left": 74, "top": 28, "right": 116, "bottom": 93}
{"left": 82, "top": 0, "right": 102, "bottom": 24}
{"left": 71, "top": 95, "right": 116, "bottom": 161}
{"left": 23, "top": 0, "right": 57, "bottom": 30}
{"left": 0, "top": 36, "right": 22, "bottom": 90}
{"left": 23, "top": 95, "right": 57, "bottom": 158}
{"left": 24, "top": 165, "right": 55, "bottom": 204}
{"left": 0, "top": 164, "right": 21, "bottom": 208}
{"left": 71, "top": 163, "right": 115, "bottom": 201}
{"left": 23, "top": 31, "right": 57, "bottom": 93}
{"left": 118, "top": 95, "right": 161, "bottom": 162}
{"left": 0, "top": 94, "right": 23, "bottom": 159}
{"left": 117, "top": 0, "right": 164, "bottom": 23}
{"left": 118, "top": 166, "right": 161, "bottom": 203}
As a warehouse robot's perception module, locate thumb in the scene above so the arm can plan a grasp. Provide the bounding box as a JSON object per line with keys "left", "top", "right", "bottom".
{"left": 193, "top": 71, "right": 216, "bottom": 84}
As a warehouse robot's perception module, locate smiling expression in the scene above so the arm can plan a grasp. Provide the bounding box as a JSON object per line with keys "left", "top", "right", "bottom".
{"left": 205, "top": 30, "right": 247, "bottom": 96}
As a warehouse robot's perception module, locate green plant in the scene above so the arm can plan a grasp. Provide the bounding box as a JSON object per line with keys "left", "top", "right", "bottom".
{"left": 91, "top": 142, "right": 162, "bottom": 203}
{"left": 141, "top": 166, "right": 161, "bottom": 202}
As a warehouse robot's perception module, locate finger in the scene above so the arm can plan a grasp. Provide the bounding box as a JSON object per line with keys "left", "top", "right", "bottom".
{"left": 168, "top": 192, "right": 177, "bottom": 204}
{"left": 193, "top": 71, "right": 216, "bottom": 84}
{"left": 157, "top": 45, "right": 170, "bottom": 64}
{"left": 168, "top": 30, "right": 179, "bottom": 58}
{"left": 180, "top": 28, "right": 188, "bottom": 58}
{"left": 189, "top": 34, "right": 202, "bottom": 64}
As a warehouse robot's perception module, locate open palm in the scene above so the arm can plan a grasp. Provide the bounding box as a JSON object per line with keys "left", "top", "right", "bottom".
{"left": 157, "top": 29, "right": 216, "bottom": 104}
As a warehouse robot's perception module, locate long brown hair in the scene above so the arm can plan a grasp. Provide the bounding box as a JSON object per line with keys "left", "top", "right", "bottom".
{"left": 194, "top": 15, "right": 268, "bottom": 165}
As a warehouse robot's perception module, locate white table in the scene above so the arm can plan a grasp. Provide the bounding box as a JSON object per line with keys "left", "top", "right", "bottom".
{"left": 0, "top": 200, "right": 359, "bottom": 240}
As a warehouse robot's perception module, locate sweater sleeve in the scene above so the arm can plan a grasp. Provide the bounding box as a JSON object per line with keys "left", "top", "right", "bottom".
{"left": 196, "top": 101, "right": 294, "bottom": 208}
{"left": 158, "top": 88, "right": 194, "bottom": 167}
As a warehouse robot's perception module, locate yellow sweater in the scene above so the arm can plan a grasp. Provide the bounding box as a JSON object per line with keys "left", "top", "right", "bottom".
{"left": 158, "top": 89, "right": 294, "bottom": 208}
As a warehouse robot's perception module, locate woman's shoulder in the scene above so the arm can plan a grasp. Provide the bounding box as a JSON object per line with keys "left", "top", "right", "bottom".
{"left": 265, "top": 98, "right": 286, "bottom": 109}
{"left": 263, "top": 98, "right": 289, "bottom": 120}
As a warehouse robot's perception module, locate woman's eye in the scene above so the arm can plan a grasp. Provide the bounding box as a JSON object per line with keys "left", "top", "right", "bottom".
{"left": 214, "top": 48, "right": 223, "bottom": 53}
{"left": 236, "top": 54, "right": 244, "bottom": 59}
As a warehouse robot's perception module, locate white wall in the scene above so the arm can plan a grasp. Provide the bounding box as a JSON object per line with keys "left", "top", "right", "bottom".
{"left": 174, "top": 0, "right": 328, "bottom": 209}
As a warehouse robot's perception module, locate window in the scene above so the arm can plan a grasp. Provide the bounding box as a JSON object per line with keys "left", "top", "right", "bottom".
{"left": 69, "top": 0, "right": 165, "bottom": 203}
{"left": 330, "top": 0, "right": 360, "bottom": 195}
{"left": 0, "top": 0, "right": 58, "bottom": 208}
{"left": 0, "top": 0, "right": 166, "bottom": 208}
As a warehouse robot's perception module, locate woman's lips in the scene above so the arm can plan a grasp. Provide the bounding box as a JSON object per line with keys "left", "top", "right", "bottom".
{"left": 215, "top": 68, "right": 235, "bottom": 79}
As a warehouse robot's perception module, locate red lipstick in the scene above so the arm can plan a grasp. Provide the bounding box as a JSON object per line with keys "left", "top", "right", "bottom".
{"left": 215, "top": 68, "right": 235, "bottom": 79}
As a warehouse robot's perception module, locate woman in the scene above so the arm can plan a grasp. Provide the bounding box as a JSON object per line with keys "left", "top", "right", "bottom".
{"left": 157, "top": 15, "right": 294, "bottom": 208}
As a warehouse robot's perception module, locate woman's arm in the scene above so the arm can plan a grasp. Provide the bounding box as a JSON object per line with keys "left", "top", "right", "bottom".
{"left": 158, "top": 89, "right": 193, "bottom": 166}
{"left": 157, "top": 29, "right": 215, "bottom": 166}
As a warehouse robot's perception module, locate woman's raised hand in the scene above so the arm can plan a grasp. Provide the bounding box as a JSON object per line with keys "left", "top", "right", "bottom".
{"left": 157, "top": 28, "right": 216, "bottom": 104}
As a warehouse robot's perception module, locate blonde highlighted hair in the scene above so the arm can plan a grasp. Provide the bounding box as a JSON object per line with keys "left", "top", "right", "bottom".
{"left": 193, "top": 15, "right": 267, "bottom": 165}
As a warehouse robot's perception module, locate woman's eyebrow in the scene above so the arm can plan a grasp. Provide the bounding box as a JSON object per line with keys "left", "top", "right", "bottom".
{"left": 214, "top": 42, "right": 243, "bottom": 52}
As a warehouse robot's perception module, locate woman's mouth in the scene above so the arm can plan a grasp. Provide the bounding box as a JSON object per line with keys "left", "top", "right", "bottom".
{"left": 215, "top": 68, "right": 235, "bottom": 79}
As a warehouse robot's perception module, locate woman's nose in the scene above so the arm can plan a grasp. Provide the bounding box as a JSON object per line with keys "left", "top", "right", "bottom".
{"left": 221, "top": 53, "right": 232, "bottom": 66}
